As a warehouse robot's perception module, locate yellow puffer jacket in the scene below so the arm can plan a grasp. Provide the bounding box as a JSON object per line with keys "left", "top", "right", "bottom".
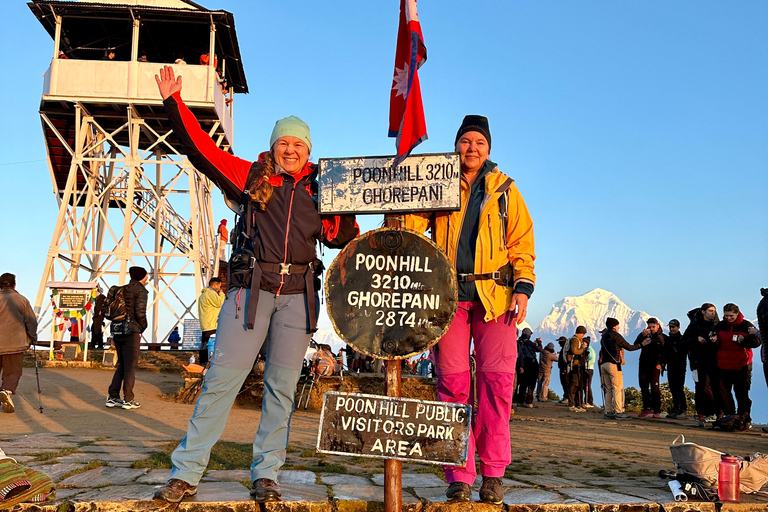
{"left": 404, "top": 165, "right": 535, "bottom": 322}
{"left": 197, "top": 287, "right": 225, "bottom": 332}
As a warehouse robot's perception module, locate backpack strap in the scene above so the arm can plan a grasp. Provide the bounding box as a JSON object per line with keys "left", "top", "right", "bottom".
{"left": 496, "top": 177, "right": 513, "bottom": 249}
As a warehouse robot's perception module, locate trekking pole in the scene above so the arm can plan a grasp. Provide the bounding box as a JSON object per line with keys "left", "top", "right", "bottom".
{"left": 31, "top": 342, "right": 44, "bottom": 414}
{"left": 303, "top": 372, "right": 317, "bottom": 410}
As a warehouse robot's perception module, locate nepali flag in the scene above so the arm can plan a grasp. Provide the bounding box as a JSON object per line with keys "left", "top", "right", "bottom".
{"left": 388, "top": 0, "right": 427, "bottom": 165}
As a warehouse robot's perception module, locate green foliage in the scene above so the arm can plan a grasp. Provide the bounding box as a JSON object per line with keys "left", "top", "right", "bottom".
{"left": 623, "top": 383, "right": 695, "bottom": 414}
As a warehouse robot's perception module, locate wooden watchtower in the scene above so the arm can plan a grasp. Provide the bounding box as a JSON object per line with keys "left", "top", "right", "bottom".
{"left": 29, "top": 0, "right": 247, "bottom": 343}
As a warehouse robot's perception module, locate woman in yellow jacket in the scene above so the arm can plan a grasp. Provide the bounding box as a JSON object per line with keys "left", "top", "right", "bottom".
{"left": 405, "top": 115, "right": 535, "bottom": 504}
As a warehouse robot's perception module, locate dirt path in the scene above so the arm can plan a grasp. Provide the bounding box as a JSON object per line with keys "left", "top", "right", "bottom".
{"left": 5, "top": 367, "right": 766, "bottom": 484}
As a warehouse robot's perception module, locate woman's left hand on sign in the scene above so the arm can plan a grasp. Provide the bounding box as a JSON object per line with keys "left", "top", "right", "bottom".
{"left": 509, "top": 292, "right": 528, "bottom": 323}
{"left": 155, "top": 65, "right": 183, "bottom": 100}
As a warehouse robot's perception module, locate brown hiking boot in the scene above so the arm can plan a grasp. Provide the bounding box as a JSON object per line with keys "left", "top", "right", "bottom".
{"left": 479, "top": 476, "right": 505, "bottom": 504}
{"left": 445, "top": 481, "right": 471, "bottom": 501}
{"left": 0, "top": 390, "right": 15, "bottom": 413}
{"left": 250, "top": 478, "right": 281, "bottom": 502}
{"left": 153, "top": 478, "right": 197, "bottom": 503}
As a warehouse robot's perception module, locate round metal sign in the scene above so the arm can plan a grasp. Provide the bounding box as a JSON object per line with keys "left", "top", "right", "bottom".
{"left": 325, "top": 228, "right": 457, "bottom": 359}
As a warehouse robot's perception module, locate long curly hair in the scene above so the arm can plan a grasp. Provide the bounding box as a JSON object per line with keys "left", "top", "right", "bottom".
{"left": 247, "top": 151, "right": 276, "bottom": 211}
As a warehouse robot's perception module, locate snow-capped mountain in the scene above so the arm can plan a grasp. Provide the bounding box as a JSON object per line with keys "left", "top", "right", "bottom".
{"left": 536, "top": 288, "right": 661, "bottom": 343}
{"left": 312, "top": 328, "right": 346, "bottom": 354}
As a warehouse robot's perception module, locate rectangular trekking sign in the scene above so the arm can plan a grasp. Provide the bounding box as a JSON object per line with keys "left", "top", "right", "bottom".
{"left": 318, "top": 153, "right": 461, "bottom": 214}
{"left": 181, "top": 318, "right": 202, "bottom": 350}
{"left": 316, "top": 392, "right": 471, "bottom": 465}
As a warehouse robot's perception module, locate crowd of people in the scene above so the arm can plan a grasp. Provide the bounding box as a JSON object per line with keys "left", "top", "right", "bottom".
{"left": 521, "top": 297, "right": 766, "bottom": 431}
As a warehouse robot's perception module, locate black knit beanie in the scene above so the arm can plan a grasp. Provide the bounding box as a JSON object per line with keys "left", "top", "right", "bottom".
{"left": 606, "top": 317, "right": 620, "bottom": 329}
{"left": 129, "top": 266, "right": 148, "bottom": 281}
{"left": 455, "top": 115, "right": 491, "bottom": 150}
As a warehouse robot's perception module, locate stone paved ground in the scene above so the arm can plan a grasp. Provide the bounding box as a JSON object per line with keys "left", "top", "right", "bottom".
{"left": 3, "top": 367, "right": 768, "bottom": 510}
{"left": 3, "top": 433, "right": 766, "bottom": 511}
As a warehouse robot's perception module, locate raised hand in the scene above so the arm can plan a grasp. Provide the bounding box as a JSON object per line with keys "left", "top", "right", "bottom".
{"left": 155, "top": 65, "right": 182, "bottom": 100}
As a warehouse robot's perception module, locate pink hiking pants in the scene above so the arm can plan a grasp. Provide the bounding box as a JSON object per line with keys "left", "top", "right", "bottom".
{"left": 432, "top": 301, "right": 518, "bottom": 484}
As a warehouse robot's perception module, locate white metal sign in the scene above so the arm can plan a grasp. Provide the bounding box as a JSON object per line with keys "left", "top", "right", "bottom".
{"left": 318, "top": 153, "right": 461, "bottom": 214}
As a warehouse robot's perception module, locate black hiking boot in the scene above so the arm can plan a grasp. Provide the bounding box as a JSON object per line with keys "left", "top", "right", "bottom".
{"left": 479, "top": 476, "right": 505, "bottom": 504}
{"left": 250, "top": 478, "right": 282, "bottom": 502}
{"left": 445, "top": 481, "right": 471, "bottom": 501}
{"left": 153, "top": 478, "right": 197, "bottom": 503}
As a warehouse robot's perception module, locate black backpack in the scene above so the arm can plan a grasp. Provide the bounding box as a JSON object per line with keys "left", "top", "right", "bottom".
{"left": 104, "top": 285, "right": 127, "bottom": 321}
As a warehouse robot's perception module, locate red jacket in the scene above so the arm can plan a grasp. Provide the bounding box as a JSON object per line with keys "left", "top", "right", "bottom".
{"left": 163, "top": 92, "right": 359, "bottom": 297}
{"left": 715, "top": 313, "right": 759, "bottom": 370}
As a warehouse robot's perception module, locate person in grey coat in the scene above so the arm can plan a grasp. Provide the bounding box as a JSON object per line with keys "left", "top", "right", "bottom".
{"left": 0, "top": 273, "right": 38, "bottom": 413}
{"left": 535, "top": 342, "right": 558, "bottom": 401}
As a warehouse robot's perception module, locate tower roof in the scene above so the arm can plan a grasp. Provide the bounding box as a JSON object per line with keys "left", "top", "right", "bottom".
{"left": 28, "top": 0, "right": 248, "bottom": 93}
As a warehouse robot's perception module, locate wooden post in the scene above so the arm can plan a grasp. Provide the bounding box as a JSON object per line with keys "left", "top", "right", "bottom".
{"left": 383, "top": 213, "right": 403, "bottom": 512}
{"left": 385, "top": 359, "right": 403, "bottom": 512}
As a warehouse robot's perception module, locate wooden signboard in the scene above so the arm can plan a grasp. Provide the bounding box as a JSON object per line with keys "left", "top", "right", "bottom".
{"left": 318, "top": 153, "right": 461, "bottom": 214}
{"left": 325, "top": 228, "right": 457, "bottom": 359}
{"left": 317, "top": 392, "right": 470, "bottom": 465}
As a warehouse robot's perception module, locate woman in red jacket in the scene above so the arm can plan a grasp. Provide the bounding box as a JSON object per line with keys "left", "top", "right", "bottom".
{"left": 712, "top": 303, "right": 760, "bottom": 426}
{"left": 152, "top": 66, "right": 358, "bottom": 503}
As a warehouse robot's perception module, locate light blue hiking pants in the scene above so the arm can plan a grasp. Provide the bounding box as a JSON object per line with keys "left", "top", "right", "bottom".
{"left": 170, "top": 288, "right": 311, "bottom": 485}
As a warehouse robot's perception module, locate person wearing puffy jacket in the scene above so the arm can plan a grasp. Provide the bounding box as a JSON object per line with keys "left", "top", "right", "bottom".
{"left": 713, "top": 303, "right": 760, "bottom": 424}
{"left": 757, "top": 288, "right": 768, "bottom": 388}
{"left": 681, "top": 303, "right": 720, "bottom": 426}
{"left": 152, "top": 67, "right": 358, "bottom": 504}
{"left": 634, "top": 318, "right": 667, "bottom": 418}
{"left": 404, "top": 115, "right": 535, "bottom": 504}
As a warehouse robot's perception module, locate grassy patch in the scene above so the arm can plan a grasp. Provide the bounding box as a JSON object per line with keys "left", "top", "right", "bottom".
{"left": 59, "top": 460, "right": 106, "bottom": 480}
{"left": 310, "top": 462, "right": 347, "bottom": 474}
{"left": 282, "top": 463, "right": 309, "bottom": 471}
{"left": 31, "top": 447, "right": 80, "bottom": 461}
{"left": 505, "top": 464, "right": 541, "bottom": 477}
{"left": 131, "top": 440, "right": 256, "bottom": 471}
{"left": 130, "top": 440, "right": 177, "bottom": 469}
{"left": 300, "top": 449, "right": 316, "bottom": 458}
{"left": 286, "top": 445, "right": 301, "bottom": 453}
{"left": 547, "top": 460, "right": 559, "bottom": 465}
{"left": 554, "top": 470, "right": 565, "bottom": 478}
{"left": 625, "top": 468, "right": 656, "bottom": 477}
{"left": 589, "top": 467, "right": 612, "bottom": 477}
{"left": 414, "top": 465, "right": 446, "bottom": 481}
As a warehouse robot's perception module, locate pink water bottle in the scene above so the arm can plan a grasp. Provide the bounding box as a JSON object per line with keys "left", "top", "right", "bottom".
{"left": 718, "top": 454, "right": 740, "bottom": 503}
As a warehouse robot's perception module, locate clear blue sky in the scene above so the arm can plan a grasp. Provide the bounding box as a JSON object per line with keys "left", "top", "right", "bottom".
{"left": 1, "top": 0, "right": 766, "bottom": 329}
